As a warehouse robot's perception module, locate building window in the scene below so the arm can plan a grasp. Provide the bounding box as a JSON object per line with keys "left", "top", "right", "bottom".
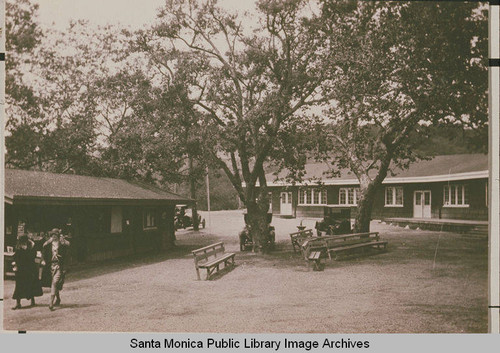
{"left": 443, "top": 184, "right": 469, "bottom": 207}
{"left": 339, "top": 188, "right": 359, "bottom": 206}
{"left": 298, "top": 188, "right": 327, "bottom": 205}
{"left": 110, "top": 206, "right": 123, "bottom": 233}
{"left": 385, "top": 186, "right": 404, "bottom": 207}
{"left": 143, "top": 209, "right": 157, "bottom": 229}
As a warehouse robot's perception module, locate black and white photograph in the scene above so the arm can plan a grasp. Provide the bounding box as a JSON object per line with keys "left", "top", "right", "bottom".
{"left": 1, "top": 0, "right": 498, "bottom": 337}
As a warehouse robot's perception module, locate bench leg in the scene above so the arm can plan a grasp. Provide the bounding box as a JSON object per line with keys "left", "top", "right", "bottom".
{"left": 206, "top": 267, "right": 213, "bottom": 280}
{"left": 313, "top": 260, "right": 324, "bottom": 271}
{"left": 195, "top": 267, "right": 201, "bottom": 281}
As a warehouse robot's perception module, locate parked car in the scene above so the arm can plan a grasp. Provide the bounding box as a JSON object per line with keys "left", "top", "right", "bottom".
{"left": 239, "top": 212, "right": 275, "bottom": 251}
{"left": 174, "top": 206, "right": 205, "bottom": 230}
{"left": 315, "top": 206, "right": 352, "bottom": 236}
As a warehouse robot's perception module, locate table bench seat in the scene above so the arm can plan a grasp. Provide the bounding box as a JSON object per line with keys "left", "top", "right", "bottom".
{"left": 328, "top": 240, "right": 388, "bottom": 260}
{"left": 198, "top": 252, "right": 235, "bottom": 269}
{"left": 300, "top": 232, "right": 388, "bottom": 269}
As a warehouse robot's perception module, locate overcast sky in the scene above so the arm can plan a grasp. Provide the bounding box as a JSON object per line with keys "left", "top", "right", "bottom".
{"left": 35, "top": 0, "right": 256, "bottom": 29}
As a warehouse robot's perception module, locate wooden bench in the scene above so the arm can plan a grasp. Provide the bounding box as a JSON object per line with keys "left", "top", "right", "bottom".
{"left": 301, "top": 232, "right": 388, "bottom": 266}
{"left": 192, "top": 242, "right": 235, "bottom": 280}
{"left": 289, "top": 229, "right": 314, "bottom": 252}
{"left": 307, "top": 250, "right": 325, "bottom": 271}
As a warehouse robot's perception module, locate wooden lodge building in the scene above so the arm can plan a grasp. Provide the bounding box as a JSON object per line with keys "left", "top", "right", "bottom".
{"left": 4, "top": 169, "right": 191, "bottom": 265}
{"left": 266, "top": 154, "right": 488, "bottom": 222}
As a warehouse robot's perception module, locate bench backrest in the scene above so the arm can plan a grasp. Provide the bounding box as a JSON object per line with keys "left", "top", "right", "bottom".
{"left": 192, "top": 242, "right": 225, "bottom": 264}
{"left": 290, "top": 229, "right": 313, "bottom": 239}
{"left": 300, "top": 232, "right": 380, "bottom": 258}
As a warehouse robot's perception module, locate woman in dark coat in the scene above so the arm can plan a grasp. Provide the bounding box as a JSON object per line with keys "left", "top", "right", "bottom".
{"left": 11, "top": 235, "right": 43, "bottom": 309}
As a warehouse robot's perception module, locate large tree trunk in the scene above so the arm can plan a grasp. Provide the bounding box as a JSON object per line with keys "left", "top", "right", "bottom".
{"left": 245, "top": 188, "right": 271, "bottom": 253}
{"left": 353, "top": 178, "right": 378, "bottom": 233}
{"left": 188, "top": 155, "right": 199, "bottom": 231}
{"left": 352, "top": 154, "right": 393, "bottom": 232}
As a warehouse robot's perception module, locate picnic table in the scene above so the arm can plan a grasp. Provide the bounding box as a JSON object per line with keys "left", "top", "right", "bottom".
{"left": 301, "top": 232, "right": 388, "bottom": 270}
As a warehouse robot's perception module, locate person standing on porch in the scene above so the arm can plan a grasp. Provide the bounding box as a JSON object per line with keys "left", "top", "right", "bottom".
{"left": 41, "top": 228, "right": 70, "bottom": 311}
{"left": 11, "top": 235, "right": 43, "bottom": 309}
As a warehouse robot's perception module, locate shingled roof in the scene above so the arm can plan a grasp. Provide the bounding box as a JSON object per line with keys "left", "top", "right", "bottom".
{"left": 266, "top": 154, "right": 489, "bottom": 186}
{"left": 4, "top": 169, "right": 192, "bottom": 205}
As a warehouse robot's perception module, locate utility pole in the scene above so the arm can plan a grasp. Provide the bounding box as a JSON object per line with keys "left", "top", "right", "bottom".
{"left": 206, "top": 166, "right": 211, "bottom": 229}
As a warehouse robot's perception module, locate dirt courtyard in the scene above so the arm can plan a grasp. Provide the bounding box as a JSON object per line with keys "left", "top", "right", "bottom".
{"left": 3, "top": 210, "right": 488, "bottom": 333}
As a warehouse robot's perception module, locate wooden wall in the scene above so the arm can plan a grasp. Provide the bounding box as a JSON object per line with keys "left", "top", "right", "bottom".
{"left": 268, "top": 178, "right": 488, "bottom": 221}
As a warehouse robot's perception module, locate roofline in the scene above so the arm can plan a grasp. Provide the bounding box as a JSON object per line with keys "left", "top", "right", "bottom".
{"left": 5, "top": 195, "right": 194, "bottom": 206}
{"left": 263, "top": 170, "right": 489, "bottom": 187}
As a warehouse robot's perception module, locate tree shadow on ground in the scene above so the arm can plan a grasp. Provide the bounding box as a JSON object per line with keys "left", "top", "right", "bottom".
{"left": 61, "top": 234, "right": 222, "bottom": 282}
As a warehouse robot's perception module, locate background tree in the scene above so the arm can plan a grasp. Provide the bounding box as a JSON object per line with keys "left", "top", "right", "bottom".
{"left": 4, "top": 0, "right": 44, "bottom": 169}
{"left": 144, "top": 0, "right": 333, "bottom": 250}
{"left": 318, "top": 1, "right": 488, "bottom": 232}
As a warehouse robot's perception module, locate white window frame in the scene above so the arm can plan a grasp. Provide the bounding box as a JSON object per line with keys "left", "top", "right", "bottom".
{"left": 443, "top": 184, "right": 469, "bottom": 208}
{"left": 385, "top": 186, "right": 404, "bottom": 207}
{"left": 338, "top": 187, "right": 359, "bottom": 206}
{"left": 298, "top": 188, "right": 327, "bottom": 206}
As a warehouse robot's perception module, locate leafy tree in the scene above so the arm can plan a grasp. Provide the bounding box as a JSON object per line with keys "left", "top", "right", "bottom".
{"left": 144, "top": 0, "right": 332, "bottom": 250}
{"left": 319, "top": 1, "right": 488, "bottom": 232}
{"left": 4, "top": 0, "right": 44, "bottom": 169}
{"left": 5, "top": 13, "right": 140, "bottom": 175}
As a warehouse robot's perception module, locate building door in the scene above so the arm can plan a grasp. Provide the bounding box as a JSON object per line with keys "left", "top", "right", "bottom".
{"left": 413, "top": 190, "right": 431, "bottom": 218}
{"left": 280, "top": 192, "right": 293, "bottom": 216}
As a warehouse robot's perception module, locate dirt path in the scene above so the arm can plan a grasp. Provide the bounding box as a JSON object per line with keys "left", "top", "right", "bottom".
{"left": 3, "top": 211, "right": 488, "bottom": 333}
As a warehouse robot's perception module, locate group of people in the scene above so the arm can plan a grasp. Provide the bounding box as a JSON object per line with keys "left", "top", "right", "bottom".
{"left": 11, "top": 228, "right": 70, "bottom": 311}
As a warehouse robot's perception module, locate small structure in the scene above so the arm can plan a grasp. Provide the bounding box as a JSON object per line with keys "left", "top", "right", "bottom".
{"left": 4, "top": 169, "right": 191, "bottom": 265}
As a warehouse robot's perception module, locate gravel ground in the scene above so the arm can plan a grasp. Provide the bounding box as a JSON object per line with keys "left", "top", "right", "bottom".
{"left": 2, "top": 210, "right": 488, "bottom": 333}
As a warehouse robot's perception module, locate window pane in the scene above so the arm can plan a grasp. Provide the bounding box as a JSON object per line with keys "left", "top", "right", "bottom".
{"left": 322, "top": 190, "right": 327, "bottom": 204}
{"left": 424, "top": 192, "right": 430, "bottom": 205}
{"left": 111, "top": 206, "right": 122, "bottom": 233}
{"left": 288, "top": 192, "right": 292, "bottom": 204}
{"left": 340, "top": 189, "right": 346, "bottom": 204}
{"left": 444, "top": 186, "right": 449, "bottom": 205}
{"left": 386, "top": 187, "right": 393, "bottom": 205}
{"left": 464, "top": 185, "right": 469, "bottom": 205}
{"left": 313, "top": 189, "right": 320, "bottom": 204}
{"left": 355, "top": 188, "right": 360, "bottom": 204}
{"left": 299, "top": 189, "right": 304, "bottom": 204}
{"left": 396, "top": 187, "right": 403, "bottom": 205}
{"left": 451, "top": 185, "right": 456, "bottom": 204}
{"left": 415, "top": 192, "right": 422, "bottom": 205}
{"left": 457, "top": 185, "right": 463, "bottom": 204}
{"left": 306, "top": 189, "right": 312, "bottom": 204}
{"left": 348, "top": 189, "right": 354, "bottom": 205}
